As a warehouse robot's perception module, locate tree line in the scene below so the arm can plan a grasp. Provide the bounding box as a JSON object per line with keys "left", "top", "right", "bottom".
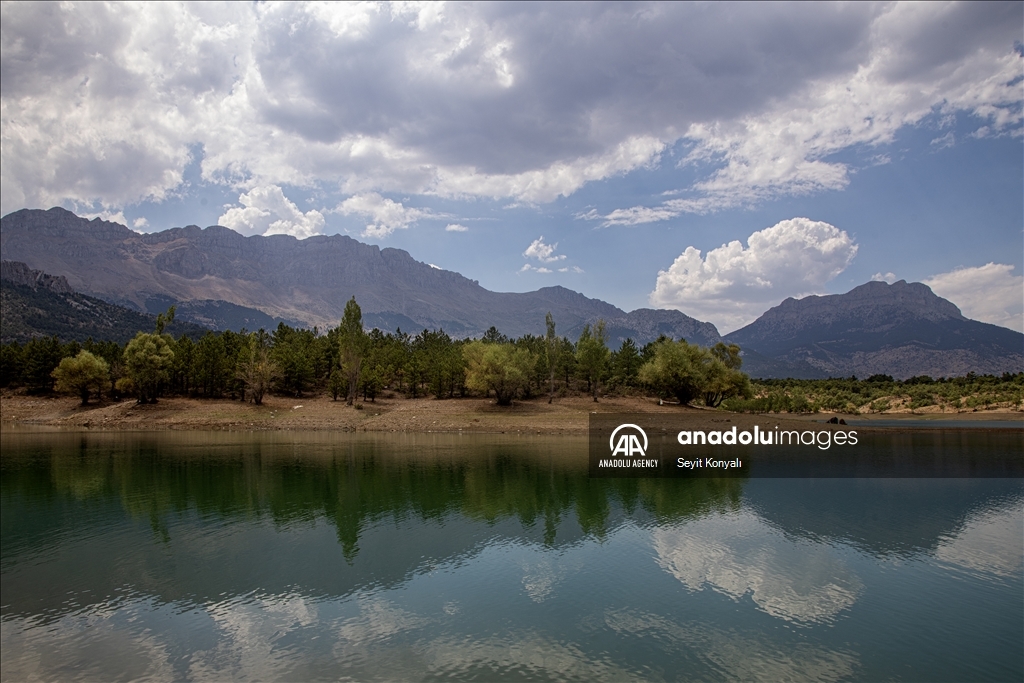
{"left": 723, "top": 373, "right": 1024, "bottom": 414}
{"left": 0, "top": 299, "right": 752, "bottom": 408}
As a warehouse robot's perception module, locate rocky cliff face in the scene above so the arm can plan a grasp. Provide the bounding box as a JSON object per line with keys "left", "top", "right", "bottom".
{"left": 725, "top": 280, "right": 1023, "bottom": 378}
{"left": 0, "top": 208, "right": 716, "bottom": 343}
{"left": 1, "top": 260, "right": 75, "bottom": 295}
{"left": 1, "top": 261, "right": 208, "bottom": 344}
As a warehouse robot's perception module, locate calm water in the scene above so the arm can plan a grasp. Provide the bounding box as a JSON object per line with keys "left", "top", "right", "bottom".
{"left": 1, "top": 428, "right": 1021, "bottom": 682}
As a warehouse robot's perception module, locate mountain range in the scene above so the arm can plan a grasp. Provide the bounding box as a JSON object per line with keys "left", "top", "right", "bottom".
{"left": 1, "top": 207, "right": 1021, "bottom": 378}
{"left": 0, "top": 208, "right": 720, "bottom": 346}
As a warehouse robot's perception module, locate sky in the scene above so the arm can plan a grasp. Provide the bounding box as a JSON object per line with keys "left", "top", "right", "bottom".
{"left": 2, "top": 1, "right": 1022, "bottom": 333}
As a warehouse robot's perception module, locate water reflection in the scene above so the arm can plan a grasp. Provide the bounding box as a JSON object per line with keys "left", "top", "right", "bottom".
{"left": 2, "top": 429, "right": 1021, "bottom": 682}
{"left": 934, "top": 502, "right": 1023, "bottom": 578}
{"left": 605, "top": 609, "right": 858, "bottom": 681}
{"left": 651, "top": 512, "right": 862, "bottom": 624}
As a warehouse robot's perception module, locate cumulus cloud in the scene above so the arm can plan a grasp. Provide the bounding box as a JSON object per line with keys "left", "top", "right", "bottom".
{"left": 2, "top": 2, "right": 1020, "bottom": 215}
{"left": 0, "top": 1, "right": 250, "bottom": 213}
{"left": 218, "top": 185, "right": 325, "bottom": 238}
{"left": 924, "top": 263, "right": 1024, "bottom": 332}
{"left": 650, "top": 218, "right": 858, "bottom": 333}
{"left": 523, "top": 237, "right": 566, "bottom": 263}
{"left": 334, "top": 192, "right": 432, "bottom": 238}
{"left": 445, "top": 223, "right": 469, "bottom": 232}
{"left": 871, "top": 272, "right": 897, "bottom": 283}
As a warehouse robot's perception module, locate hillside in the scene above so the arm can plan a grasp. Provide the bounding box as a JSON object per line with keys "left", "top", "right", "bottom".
{"left": 1, "top": 261, "right": 208, "bottom": 344}
{"left": 725, "top": 280, "right": 1024, "bottom": 379}
{"left": 0, "top": 208, "right": 721, "bottom": 344}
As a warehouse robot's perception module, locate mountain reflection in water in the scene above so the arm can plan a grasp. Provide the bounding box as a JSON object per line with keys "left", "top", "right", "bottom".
{"left": 2, "top": 429, "right": 1021, "bottom": 682}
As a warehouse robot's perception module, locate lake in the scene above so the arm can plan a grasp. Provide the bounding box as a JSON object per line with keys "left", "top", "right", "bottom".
{"left": 1, "top": 428, "right": 1021, "bottom": 681}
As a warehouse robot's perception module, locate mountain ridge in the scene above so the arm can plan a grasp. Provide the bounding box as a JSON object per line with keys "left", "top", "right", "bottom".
{"left": 0, "top": 208, "right": 722, "bottom": 345}
{"left": 3, "top": 208, "right": 1020, "bottom": 379}
{"left": 725, "top": 280, "right": 1023, "bottom": 379}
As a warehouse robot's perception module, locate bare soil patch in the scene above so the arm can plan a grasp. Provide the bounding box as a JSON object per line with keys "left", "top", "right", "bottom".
{"left": 0, "top": 391, "right": 883, "bottom": 434}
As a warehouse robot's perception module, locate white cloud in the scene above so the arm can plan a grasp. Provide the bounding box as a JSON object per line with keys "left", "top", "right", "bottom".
{"left": 133, "top": 217, "right": 149, "bottom": 229}
{"left": 78, "top": 209, "right": 129, "bottom": 226}
{"left": 924, "top": 263, "right": 1024, "bottom": 332}
{"left": 599, "top": 205, "right": 680, "bottom": 227}
{"left": 3, "top": 2, "right": 1019, "bottom": 217}
{"left": 520, "top": 264, "right": 552, "bottom": 274}
{"left": 523, "top": 236, "right": 565, "bottom": 263}
{"left": 871, "top": 272, "right": 897, "bottom": 283}
{"left": 930, "top": 131, "right": 956, "bottom": 149}
{"left": 334, "top": 192, "right": 431, "bottom": 238}
{"left": 0, "top": 1, "right": 252, "bottom": 214}
{"left": 444, "top": 223, "right": 468, "bottom": 232}
{"left": 650, "top": 218, "right": 858, "bottom": 333}
{"left": 218, "top": 185, "right": 325, "bottom": 238}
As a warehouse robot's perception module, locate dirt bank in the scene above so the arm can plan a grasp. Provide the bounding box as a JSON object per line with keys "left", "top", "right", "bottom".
{"left": 3, "top": 392, "right": 1018, "bottom": 435}
{"left": 0, "top": 392, "right": 848, "bottom": 435}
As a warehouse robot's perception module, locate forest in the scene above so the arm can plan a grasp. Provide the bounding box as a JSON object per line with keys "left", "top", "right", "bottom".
{"left": 0, "top": 301, "right": 750, "bottom": 409}
{"left": 2, "top": 298, "right": 1019, "bottom": 413}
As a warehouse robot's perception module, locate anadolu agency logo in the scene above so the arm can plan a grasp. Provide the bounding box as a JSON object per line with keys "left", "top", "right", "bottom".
{"left": 609, "top": 423, "right": 648, "bottom": 457}
{"left": 597, "top": 424, "right": 660, "bottom": 470}
{"left": 590, "top": 414, "right": 754, "bottom": 479}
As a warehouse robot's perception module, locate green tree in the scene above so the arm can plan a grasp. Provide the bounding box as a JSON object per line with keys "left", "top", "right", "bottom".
{"left": 123, "top": 332, "right": 175, "bottom": 403}
{"left": 195, "top": 332, "right": 229, "bottom": 397}
{"left": 576, "top": 320, "right": 609, "bottom": 402}
{"left": 339, "top": 297, "right": 368, "bottom": 405}
{"left": 237, "top": 331, "right": 275, "bottom": 405}
{"left": 169, "top": 335, "right": 196, "bottom": 396}
{"left": 700, "top": 358, "right": 752, "bottom": 408}
{"left": 272, "top": 323, "right": 315, "bottom": 397}
{"left": 556, "top": 336, "right": 576, "bottom": 389}
{"left": 610, "top": 337, "right": 642, "bottom": 389}
{"left": 329, "top": 368, "right": 345, "bottom": 401}
{"left": 700, "top": 342, "right": 750, "bottom": 407}
{"left": 545, "top": 312, "right": 560, "bottom": 403}
{"left": 51, "top": 350, "right": 110, "bottom": 405}
{"left": 154, "top": 305, "right": 176, "bottom": 335}
{"left": 638, "top": 338, "right": 707, "bottom": 405}
{"left": 463, "top": 340, "right": 534, "bottom": 406}
{"left": 482, "top": 326, "right": 509, "bottom": 344}
{"left": 22, "top": 336, "right": 67, "bottom": 392}
{"left": 0, "top": 342, "right": 24, "bottom": 388}
{"left": 710, "top": 342, "right": 743, "bottom": 370}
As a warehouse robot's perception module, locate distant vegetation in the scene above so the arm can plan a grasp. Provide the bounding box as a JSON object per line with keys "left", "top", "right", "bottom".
{"left": 722, "top": 374, "right": 1024, "bottom": 414}
{"left": 0, "top": 298, "right": 752, "bottom": 408}
{"left": 1, "top": 297, "right": 1017, "bottom": 412}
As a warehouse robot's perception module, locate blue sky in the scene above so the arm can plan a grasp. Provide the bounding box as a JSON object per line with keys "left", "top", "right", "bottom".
{"left": 2, "top": 2, "right": 1021, "bottom": 332}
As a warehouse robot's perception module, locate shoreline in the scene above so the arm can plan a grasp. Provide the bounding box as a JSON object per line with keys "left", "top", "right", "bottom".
{"left": 2, "top": 392, "right": 1020, "bottom": 435}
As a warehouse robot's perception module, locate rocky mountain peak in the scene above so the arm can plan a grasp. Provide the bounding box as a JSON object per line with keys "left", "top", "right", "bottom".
{"left": 762, "top": 279, "right": 963, "bottom": 332}
{"left": 726, "top": 279, "right": 1021, "bottom": 379}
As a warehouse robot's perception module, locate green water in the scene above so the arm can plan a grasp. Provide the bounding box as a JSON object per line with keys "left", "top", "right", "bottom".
{"left": 1, "top": 429, "right": 1021, "bottom": 681}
